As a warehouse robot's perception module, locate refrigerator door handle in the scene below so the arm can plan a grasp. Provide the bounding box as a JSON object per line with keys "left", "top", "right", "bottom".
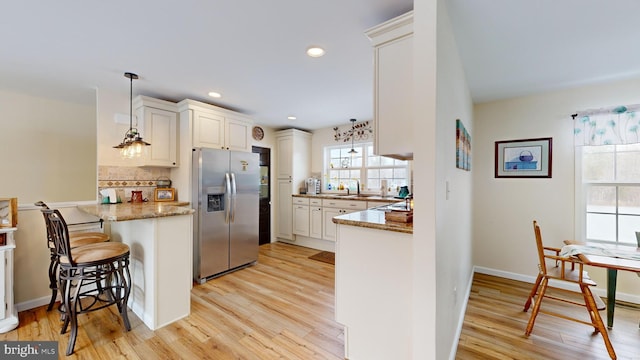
{"left": 225, "top": 172, "right": 231, "bottom": 224}
{"left": 230, "top": 172, "right": 237, "bottom": 223}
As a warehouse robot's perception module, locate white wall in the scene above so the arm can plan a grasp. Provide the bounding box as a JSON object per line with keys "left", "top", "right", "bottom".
{"left": 433, "top": 2, "right": 475, "bottom": 359}
{"left": 0, "top": 87, "right": 99, "bottom": 307}
{"left": 0, "top": 88, "right": 97, "bottom": 202}
{"left": 473, "top": 77, "right": 640, "bottom": 302}
{"left": 413, "top": 0, "right": 439, "bottom": 359}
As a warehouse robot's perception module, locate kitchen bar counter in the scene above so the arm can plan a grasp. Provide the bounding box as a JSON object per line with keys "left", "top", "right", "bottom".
{"left": 77, "top": 201, "right": 193, "bottom": 331}
{"left": 78, "top": 201, "right": 193, "bottom": 221}
{"left": 333, "top": 209, "right": 413, "bottom": 234}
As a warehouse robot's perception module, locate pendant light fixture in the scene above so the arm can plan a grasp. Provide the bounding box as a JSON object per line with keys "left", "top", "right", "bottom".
{"left": 113, "top": 72, "right": 150, "bottom": 159}
{"left": 348, "top": 118, "right": 358, "bottom": 154}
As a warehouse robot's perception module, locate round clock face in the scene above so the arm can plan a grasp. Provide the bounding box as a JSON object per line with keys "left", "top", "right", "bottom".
{"left": 252, "top": 126, "right": 264, "bottom": 141}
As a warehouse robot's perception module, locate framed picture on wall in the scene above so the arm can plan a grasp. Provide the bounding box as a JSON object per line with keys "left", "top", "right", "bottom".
{"left": 495, "top": 137, "right": 552, "bottom": 178}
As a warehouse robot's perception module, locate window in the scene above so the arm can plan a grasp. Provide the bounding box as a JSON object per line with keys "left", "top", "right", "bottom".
{"left": 324, "top": 142, "right": 409, "bottom": 193}
{"left": 580, "top": 143, "right": 640, "bottom": 245}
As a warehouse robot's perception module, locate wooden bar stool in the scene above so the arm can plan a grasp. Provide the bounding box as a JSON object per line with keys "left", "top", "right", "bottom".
{"left": 44, "top": 209, "right": 132, "bottom": 355}
{"left": 36, "top": 201, "right": 111, "bottom": 311}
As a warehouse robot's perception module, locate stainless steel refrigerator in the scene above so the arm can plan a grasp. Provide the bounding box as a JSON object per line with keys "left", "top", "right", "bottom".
{"left": 192, "top": 148, "right": 259, "bottom": 284}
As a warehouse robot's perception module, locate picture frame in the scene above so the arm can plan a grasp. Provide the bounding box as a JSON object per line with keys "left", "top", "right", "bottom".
{"left": 456, "top": 119, "right": 471, "bottom": 171}
{"left": 154, "top": 188, "right": 176, "bottom": 202}
{"left": 495, "top": 137, "right": 552, "bottom": 178}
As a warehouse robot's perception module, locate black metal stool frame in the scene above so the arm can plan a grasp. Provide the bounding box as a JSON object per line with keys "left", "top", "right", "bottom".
{"left": 45, "top": 209, "right": 132, "bottom": 355}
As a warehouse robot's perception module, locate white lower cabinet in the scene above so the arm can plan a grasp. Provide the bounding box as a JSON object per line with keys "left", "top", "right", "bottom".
{"left": 309, "top": 205, "right": 323, "bottom": 239}
{"left": 276, "top": 180, "right": 293, "bottom": 240}
{"left": 322, "top": 207, "right": 342, "bottom": 241}
{"left": 321, "top": 199, "right": 367, "bottom": 241}
{"left": 292, "top": 198, "right": 310, "bottom": 237}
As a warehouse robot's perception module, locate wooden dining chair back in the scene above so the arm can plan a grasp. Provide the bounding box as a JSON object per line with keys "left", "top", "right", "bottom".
{"left": 523, "top": 220, "right": 616, "bottom": 359}
{"left": 44, "top": 209, "right": 132, "bottom": 355}
{"left": 35, "top": 201, "right": 110, "bottom": 312}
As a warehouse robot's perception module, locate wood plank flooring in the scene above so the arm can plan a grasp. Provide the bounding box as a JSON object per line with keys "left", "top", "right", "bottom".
{"left": 1, "top": 242, "right": 344, "bottom": 359}
{"left": 5, "top": 244, "right": 639, "bottom": 359}
{"left": 457, "top": 273, "right": 640, "bottom": 360}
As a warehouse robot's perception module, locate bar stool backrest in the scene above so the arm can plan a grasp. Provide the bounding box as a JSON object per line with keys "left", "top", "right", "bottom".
{"left": 43, "top": 209, "right": 75, "bottom": 266}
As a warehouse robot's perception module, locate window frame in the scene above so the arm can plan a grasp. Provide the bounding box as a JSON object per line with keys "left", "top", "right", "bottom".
{"left": 576, "top": 144, "right": 640, "bottom": 245}
{"left": 323, "top": 142, "right": 410, "bottom": 195}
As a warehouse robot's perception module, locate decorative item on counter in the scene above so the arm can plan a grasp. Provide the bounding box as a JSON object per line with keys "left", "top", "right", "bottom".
{"left": 99, "top": 189, "right": 120, "bottom": 204}
{"left": 154, "top": 188, "right": 176, "bottom": 202}
{"left": 396, "top": 186, "right": 410, "bottom": 199}
{"left": 131, "top": 191, "right": 144, "bottom": 203}
{"left": 156, "top": 176, "right": 172, "bottom": 188}
{"left": 381, "top": 179, "right": 388, "bottom": 197}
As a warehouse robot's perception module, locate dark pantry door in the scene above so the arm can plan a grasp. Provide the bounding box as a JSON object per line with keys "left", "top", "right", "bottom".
{"left": 252, "top": 146, "right": 271, "bottom": 245}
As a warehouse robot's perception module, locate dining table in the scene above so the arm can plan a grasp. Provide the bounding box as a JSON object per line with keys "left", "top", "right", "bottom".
{"left": 563, "top": 240, "right": 640, "bottom": 328}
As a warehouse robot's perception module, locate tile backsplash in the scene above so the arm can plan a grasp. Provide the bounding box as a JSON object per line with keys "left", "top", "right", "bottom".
{"left": 98, "top": 166, "right": 172, "bottom": 203}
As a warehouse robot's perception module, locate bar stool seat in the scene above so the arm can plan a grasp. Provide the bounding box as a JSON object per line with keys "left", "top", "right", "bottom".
{"left": 45, "top": 209, "right": 131, "bottom": 355}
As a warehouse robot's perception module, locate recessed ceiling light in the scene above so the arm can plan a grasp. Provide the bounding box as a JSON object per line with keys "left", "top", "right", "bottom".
{"left": 306, "top": 46, "right": 325, "bottom": 58}
{"left": 208, "top": 91, "right": 222, "bottom": 98}
{"left": 287, "top": 116, "right": 297, "bottom": 120}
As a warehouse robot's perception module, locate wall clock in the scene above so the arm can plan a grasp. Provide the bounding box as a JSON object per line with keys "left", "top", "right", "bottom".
{"left": 252, "top": 126, "right": 264, "bottom": 140}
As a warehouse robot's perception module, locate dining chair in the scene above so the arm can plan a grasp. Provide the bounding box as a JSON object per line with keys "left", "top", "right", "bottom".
{"left": 35, "top": 201, "right": 110, "bottom": 311}
{"left": 523, "top": 220, "right": 616, "bottom": 359}
{"left": 44, "top": 208, "right": 132, "bottom": 355}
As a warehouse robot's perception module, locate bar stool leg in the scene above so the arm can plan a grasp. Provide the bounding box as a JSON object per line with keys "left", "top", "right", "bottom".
{"left": 47, "top": 251, "right": 59, "bottom": 311}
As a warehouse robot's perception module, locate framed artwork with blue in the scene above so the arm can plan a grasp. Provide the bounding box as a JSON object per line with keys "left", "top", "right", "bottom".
{"left": 495, "top": 137, "right": 552, "bottom": 178}
{"left": 456, "top": 119, "right": 471, "bottom": 171}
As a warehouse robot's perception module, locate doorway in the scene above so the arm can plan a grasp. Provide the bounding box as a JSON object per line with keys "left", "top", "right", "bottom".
{"left": 252, "top": 146, "right": 271, "bottom": 245}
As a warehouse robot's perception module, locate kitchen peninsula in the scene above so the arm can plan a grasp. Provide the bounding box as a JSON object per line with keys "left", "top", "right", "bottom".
{"left": 78, "top": 202, "right": 194, "bottom": 331}
{"left": 332, "top": 207, "right": 413, "bottom": 360}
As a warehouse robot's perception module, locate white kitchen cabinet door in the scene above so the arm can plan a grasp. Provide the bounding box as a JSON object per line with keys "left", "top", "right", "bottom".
{"left": 193, "top": 111, "right": 225, "bottom": 149}
{"left": 276, "top": 179, "right": 293, "bottom": 240}
{"left": 322, "top": 207, "right": 342, "bottom": 241}
{"left": 142, "top": 107, "right": 178, "bottom": 167}
{"left": 366, "top": 11, "right": 414, "bottom": 160}
{"left": 292, "top": 204, "right": 310, "bottom": 237}
{"left": 225, "top": 116, "right": 251, "bottom": 152}
{"left": 309, "top": 206, "right": 323, "bottom": 239}
{"left": 276, "top": 135, "right": 293, "bottom": 179}
{"left": 133, "top": 96, "right": 179, "bottom": 167}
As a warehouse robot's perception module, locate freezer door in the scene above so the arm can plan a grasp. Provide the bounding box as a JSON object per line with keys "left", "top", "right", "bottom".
{"left": 196, "top": 148, "right": 231, "bottom": 278}
{"left": 229, "top": 151, "right": 259, "bottom": 268}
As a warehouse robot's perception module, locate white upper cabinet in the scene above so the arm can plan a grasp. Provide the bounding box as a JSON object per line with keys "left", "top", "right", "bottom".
{"left": 134, "top": 96, "right": 179, "bottom": 167}
{"left": 365, "top": 11, "right": 413, "bottom": 160}
{"left": 179, "top": 99, "right": 253, "bottom": 152}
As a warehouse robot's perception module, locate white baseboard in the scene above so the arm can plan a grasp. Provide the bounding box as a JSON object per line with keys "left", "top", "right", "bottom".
{"left": 17, "top": 295, "right": 55, "bottom": 312}
{"left": 449, "top": 268, "right": 475, "bottom": 360}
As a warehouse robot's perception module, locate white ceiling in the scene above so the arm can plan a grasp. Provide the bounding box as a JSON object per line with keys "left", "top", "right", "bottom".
{"left": 1, "top": 1, "right": 639, "bottom": 131}
{"left": 448, "top": 0, "right": 640, "bottom": 103}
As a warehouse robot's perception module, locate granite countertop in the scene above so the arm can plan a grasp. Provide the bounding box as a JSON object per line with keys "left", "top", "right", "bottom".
{"left": 78, "top": 201, "right": 194, "bottom": 222}
{"left": 332, "top": 209, "right": 413, "bottom": 234}
{"left": 293, "top": 193, "right": 401, "bottom": 203}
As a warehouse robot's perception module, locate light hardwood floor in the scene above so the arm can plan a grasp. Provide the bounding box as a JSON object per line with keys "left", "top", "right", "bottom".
{"left": 2, "top": 242, "right": 344, "bottom": 359}
{"left": 457, "top": 273, "right": 640, "bottom": 360}
{"left": 6, "top": 244, "right": 639, "bottom": 359}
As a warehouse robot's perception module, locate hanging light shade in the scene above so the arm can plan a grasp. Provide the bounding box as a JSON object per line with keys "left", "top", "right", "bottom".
{"left": 348, "top": 118, "right": 358, "bottom": 154}
{"left": 113, "top": 72, "right": 150, "bottom": 159}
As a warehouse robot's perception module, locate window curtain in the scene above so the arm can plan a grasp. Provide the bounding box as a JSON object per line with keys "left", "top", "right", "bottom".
{"left": 573, "top": 104, "right": 640, "bottom": 146}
